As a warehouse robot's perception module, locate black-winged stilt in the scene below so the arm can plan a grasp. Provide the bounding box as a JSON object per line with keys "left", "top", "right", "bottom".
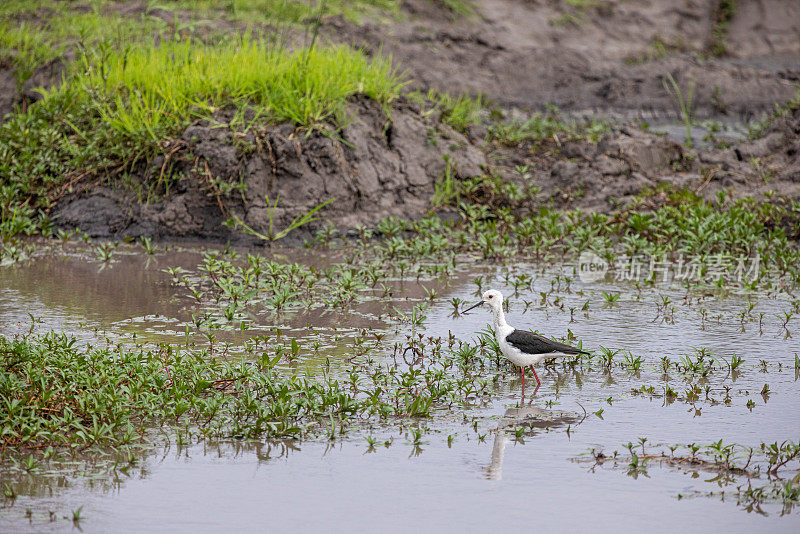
{"left": 463, "top": 289, "right": 590, "bottom": 391}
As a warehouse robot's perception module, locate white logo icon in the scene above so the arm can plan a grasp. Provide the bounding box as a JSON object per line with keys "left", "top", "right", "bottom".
{"left": 578, "top": 251, "right": 608, "bottom": 283}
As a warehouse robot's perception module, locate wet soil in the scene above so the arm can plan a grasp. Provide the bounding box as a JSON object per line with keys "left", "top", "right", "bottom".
{"left": 491, "top": 105, "right": 800, "bottom": 212}
{"left": 338, "top": 0, "right": 800, "bottom": 120}
{"left": 53, "top": 102, "right": 800, "bottom": 240}
{"left": 52, "top": 96, "right": 486, "bottom": 242}
{"left": 3, "top": 0, "right": 800, "bottom": 240}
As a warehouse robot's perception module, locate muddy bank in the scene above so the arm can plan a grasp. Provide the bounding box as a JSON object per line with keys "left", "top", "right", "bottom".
{"left": 53, "top": 96, "right": 486, "bottom": 241}
{"left": 53, "top": 101, "right": 800, "bottom": 241}
{"left": 335, "top": 0, "right": 799, "bottom": 120}
{"left": 491, "top": 106, "right": 800, "bottom": 212}
{"left": 5, "top": 0, "right": 799, "bottom": 242}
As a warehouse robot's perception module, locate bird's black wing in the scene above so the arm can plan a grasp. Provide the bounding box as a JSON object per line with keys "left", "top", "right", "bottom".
{"left": 505, "top": 330, "right": 589, "bottom": 355}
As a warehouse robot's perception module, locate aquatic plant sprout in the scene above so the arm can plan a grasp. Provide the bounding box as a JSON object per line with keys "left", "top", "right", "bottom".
{"left": 225, "top": 195, "right": 335, "bottom": 244}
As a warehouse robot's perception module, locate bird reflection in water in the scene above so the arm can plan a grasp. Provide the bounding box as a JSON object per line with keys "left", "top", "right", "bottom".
{"left": 483, "top": 405, "right": 580, "bottom": 480}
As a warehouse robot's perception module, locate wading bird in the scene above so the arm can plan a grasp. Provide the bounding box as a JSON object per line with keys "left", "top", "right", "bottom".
{"left": 463, "top": 289, "right": 590, "bottom": 392}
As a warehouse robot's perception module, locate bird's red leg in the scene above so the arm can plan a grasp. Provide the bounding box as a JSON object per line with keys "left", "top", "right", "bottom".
{"left": 530, "top": 365, "right": 541, "bottom": 387}
{"left": 520, "top": 366, "right": 525, "bottom": 386}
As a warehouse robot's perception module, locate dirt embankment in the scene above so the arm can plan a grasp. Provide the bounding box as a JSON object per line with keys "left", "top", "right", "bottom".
{"left": 53, "top": 96, "right": 486, "bottom": 241}
{"left": 492, "top": 106, "right": 800, "bottom": 212}
{"left": 54, "top": 99, "right": 800, "bottom": 241}
{"left": 3, "top": 0, "right": 799, "bottom": 241}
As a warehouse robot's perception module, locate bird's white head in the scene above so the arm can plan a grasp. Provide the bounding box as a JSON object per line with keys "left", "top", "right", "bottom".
{"left": 481, "top": 289, "right": 504, "bottom": 311}
{"left": 462, "top": 289, "right": 505, "bottom": 315}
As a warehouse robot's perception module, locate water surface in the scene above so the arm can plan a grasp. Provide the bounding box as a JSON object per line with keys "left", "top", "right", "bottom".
{"left": 1, "top": 246, "right": 798, "bottom": 532}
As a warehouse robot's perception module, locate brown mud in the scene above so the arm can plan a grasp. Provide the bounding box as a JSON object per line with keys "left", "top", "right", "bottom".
{"left": 53, "top": 104, "right": 800, "bottom": 241}
{"left": 52, "top": 96, "right": 486, "bottom": 241}
{"left": 337, "top": 0, "right": 800, "bottom": 120}
{"left": 490, "top": 106, "right": 800, "bottom": 212}
{"left": 2, "top": 0, "right": 799, "bottom": 240}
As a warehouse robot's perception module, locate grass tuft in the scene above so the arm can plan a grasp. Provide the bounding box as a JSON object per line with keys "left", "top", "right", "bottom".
{"left": 87, "top": 38, "right": 405, "bottom": 138}
{"left": 707, "top": 0, "right": 737, "bottom": 57}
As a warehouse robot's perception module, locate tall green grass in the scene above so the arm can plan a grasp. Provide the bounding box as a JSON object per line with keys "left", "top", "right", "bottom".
{"left": 89, "top": 38, "right": 404, "bottom": 141}
{"left": 0, "top": 0, "right": 404, "bottom": 89}
{"left": 0, "top": 12, "right": 170, "bottom": 85}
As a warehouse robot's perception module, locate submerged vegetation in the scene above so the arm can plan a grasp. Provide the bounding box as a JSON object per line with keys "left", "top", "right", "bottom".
{"left": 0, "top": 323, "right": 498, "bottom": 450}
{"left": 583, "top": 439, "right": 800, "bottom": 513}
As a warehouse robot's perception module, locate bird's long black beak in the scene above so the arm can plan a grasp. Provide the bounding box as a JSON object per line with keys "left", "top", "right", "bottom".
{"left": 462, "top": 301, "right": 484, "bottom": 314}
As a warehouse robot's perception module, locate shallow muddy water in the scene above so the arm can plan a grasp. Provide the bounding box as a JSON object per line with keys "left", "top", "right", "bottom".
{"left": 1, "top": 244, "right": 799, "bottom": 532}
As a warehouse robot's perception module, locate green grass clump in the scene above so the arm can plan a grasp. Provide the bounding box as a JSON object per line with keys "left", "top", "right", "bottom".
{"left": 431, "top": 91, "right": 485, "bottom": 133}
{"left": 91, "top": 39, "right": 403, "bottom": 138}
{"left": 0, "top": 11, "right": 170, "bottom": 88}
{"left": 0, "top": 0, "right": 409, "bottom": 93}
{"left": 407, "top": 89, "right": 485, "bottom": 133}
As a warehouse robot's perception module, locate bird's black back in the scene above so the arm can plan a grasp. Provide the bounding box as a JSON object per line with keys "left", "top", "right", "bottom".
{"left": 505, "top": 329, "right": 589, "bottom": 355}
